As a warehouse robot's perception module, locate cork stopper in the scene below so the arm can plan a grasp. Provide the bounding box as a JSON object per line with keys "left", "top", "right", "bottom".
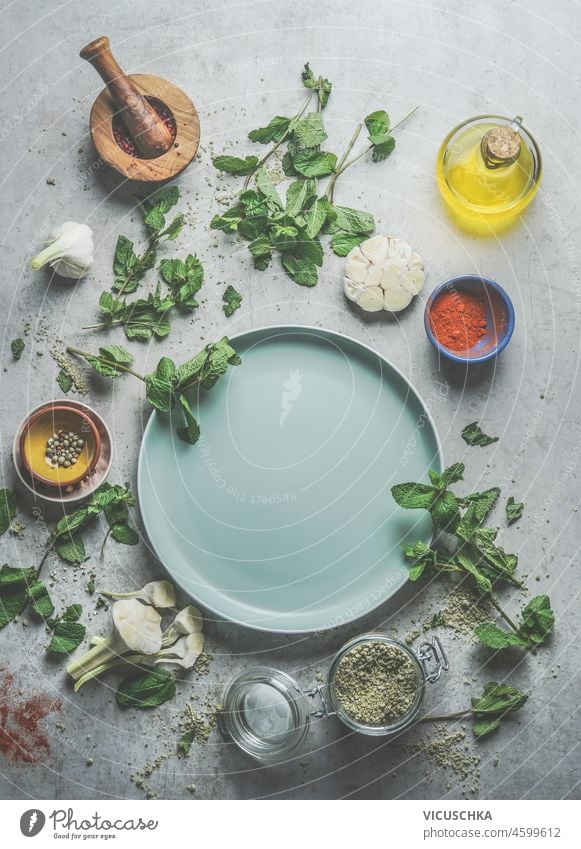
{"left": 481, "top": 123, "right": 522, "bottom": 169}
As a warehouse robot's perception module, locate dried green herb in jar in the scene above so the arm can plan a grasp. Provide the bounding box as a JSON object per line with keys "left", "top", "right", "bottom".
{"left": 333, "top": 641, "right": 419, "bottom": 726}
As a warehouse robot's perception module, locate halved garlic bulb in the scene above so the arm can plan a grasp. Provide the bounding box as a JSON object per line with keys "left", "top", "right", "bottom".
{"left": 344, "top": 235, "right": 425, "bottom": 313}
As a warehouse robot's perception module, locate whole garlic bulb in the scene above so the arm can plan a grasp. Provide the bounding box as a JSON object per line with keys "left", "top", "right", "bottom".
{"left": 31, "top": 221, "right": 94, "bottom": 280}
{"left": 344, "top": 235, "right": 425, "bottom": 312}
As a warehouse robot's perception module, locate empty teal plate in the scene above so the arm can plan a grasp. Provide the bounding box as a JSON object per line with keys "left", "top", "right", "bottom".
{"left": 138, "top": 326, "right": 442, "bottom": 633}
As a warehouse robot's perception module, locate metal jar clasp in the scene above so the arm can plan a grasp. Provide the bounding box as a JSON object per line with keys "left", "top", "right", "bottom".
{"left": 416, "top": 635, "right": 449, "bottom": 684}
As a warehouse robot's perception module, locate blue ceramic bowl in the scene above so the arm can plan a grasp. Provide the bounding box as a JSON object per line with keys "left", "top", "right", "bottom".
{"left": 424, "top": 275, "right": 515, "bottom": 364}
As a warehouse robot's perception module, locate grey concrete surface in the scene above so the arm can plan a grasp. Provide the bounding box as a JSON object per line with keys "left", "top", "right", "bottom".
{"left": 0, "top": 0, "right": 580, "bottom": 801}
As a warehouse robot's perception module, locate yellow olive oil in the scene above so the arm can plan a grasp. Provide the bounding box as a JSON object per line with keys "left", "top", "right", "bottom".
{"left": 436, "top": 116, "right": 541, "bottom": 236}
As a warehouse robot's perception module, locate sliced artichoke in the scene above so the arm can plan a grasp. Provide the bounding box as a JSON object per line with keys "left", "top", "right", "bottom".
{"left": 344, "top": 234, "right": 425, "bottom": 313}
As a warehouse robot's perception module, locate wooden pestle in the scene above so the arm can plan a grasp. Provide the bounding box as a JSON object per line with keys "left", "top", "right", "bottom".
{"left": 80, "top": 36, "right": 174, "bottom": 159}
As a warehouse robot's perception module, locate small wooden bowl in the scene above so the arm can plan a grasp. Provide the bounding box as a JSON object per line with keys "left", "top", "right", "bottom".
{"left": 20, "top": 404, "right": 101, "bottom": 488}
{"left": 81, "top": 37, "right": 200, "bottom": 182}
{"left": 90, "top": 73, "right": 200, "bottom": 182}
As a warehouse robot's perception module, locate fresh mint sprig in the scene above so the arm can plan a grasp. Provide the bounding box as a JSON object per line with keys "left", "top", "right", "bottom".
{"left": 392, "top": 460, "right": 554, "bottom": 651}
{"left": 211, "top": 64, "right": 417, "bottom": 286}
{"left": 67, "top": 337, "right": 241, "bottom": 445}
{"left": 419, "top": 681, "right": 528, "bottom": 738}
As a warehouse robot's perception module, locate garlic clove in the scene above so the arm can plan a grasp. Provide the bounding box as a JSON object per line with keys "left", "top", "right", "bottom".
{"left": 384, "top": 286, "right": 413, "bottom": 312}
{"left": 379, "top": 259, "right": 406, "bottom": 291}
{"left": 345, "top": 249, "right": 370, "bottom": 283}
{"left": 365, "top": 265, "right": 384, "bottom": 288}
{"left": 361, "top": 235, "right": 389, "bottom": 264}
{"left": 400, "top": 268, "right": 426, "bottom": 296}
{"left": 358, "top": 286, "right": 385, "bottom": 312}
{"left": 344, "top": 276, "right": 367, "bottom": 302}
{"left": 387, "top": 237, "right": 413, "bottom": 263}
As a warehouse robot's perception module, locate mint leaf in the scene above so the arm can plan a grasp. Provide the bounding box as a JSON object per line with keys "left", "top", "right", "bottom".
{"left": 330, "top": 231, "right": 366, "bottom": 256}
{"left": 47, "top": 621, "right": 86, "bottom": 655}
{"left": 441, "top": 463, "right": 465, "bottom": 486}
{"left": 11, "top": 338, "right": 25, "bottom": 360}
{"left": 210, "top": 207, "right": 244, "bottom": 233}
{"left": 506, "top": 497, "right": 524, "bottom": 525}
{"left": 291, "top": 112, "right": 327, "bottom": 147}
{"left": 474, "top": 622, "right": 528, "bottom": 649}
{"left": 82, "top": 345, "right": 133, "bottom": 378}
{"left": 325, "top": 205, "right": 375, "bottom": 236}
{"left": 391, "top": 482, "right": 435, "bottom": 510}
{"left": 301, "top": 63, "right": 332, "bottom": 108}
{"left": 0, "top": 489, "right": 17, "bottom": 537}
{"left": 292, "top": 150, "right": 337, "bottom": 178}
{"left": 0, "top": 565, "right": 37, "bottom": 586}
{"left": 249, "top": 115, "right": 290, "bottom": 144}
{"left": 116, "top": 669, "right": 176, "bottom": 710}
{"left": 26, "top": 580, "right": 55, "bottom": 619}
{"left": 460, "top": 488, "right": 501, "bottom": 525}
{"left": 364, "top": 110, "right": 390, "bottom": 137}
{"left": 303, "top": 196, "right": 332, "bottom": 239}
{"left": 0, "top": 585, "right": 28, "bottom": 628}
{"left": 213, "top": 155, "right": 259, "bottom": 176}
{"left": 462, "top": 422, "right": 499, "bottom": 447}
{"left": 255, "top": 169, "right": 284, "bottom": 210}
{"left": 176, "top": 393, "right": 201, "bottom": 445}
{"left": 223, "top": 285, "right": 242, "bottom": 317}
{"left": 430, "top": 490, "right": 460, "bottom": 530}
{"left": 471, "top": 681, "right": 528, "bottom": 737}
{"left": 57, "top": 369, "right": 73, "bottom": 393}
{"left": 518, "top": 595, "right": 554, "bottom": 646}
{"left": 55, "top": 534, "right": 86, "bottom": 564}
{"left": 111, "top": 524, "right": 139, "bottom": 545}
{"left": 281, "top": 254, "right": 318, "bottom": 287}
{"left": 285, "top": 179, "right": 317, "bottom": 217}
{"left": 369, "top": 134, "right": 395, "bottom": 162}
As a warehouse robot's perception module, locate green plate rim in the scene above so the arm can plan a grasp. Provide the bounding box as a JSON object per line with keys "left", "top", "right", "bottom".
{"left": 137, "top": 324, "right": 443, "bottom": 633}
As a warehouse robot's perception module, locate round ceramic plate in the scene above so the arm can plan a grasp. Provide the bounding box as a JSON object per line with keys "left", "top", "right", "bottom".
{"left": 138, "top": 326, "right": 442, "bottom": 633}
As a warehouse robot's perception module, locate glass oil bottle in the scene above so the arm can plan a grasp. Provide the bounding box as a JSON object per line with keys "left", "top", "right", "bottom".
{"left": 436, "top": 115, "right": 541, "bottom": 235}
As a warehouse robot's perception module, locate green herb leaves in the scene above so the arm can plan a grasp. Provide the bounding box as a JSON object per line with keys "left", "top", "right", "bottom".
{"left": 248, "top": 116, "right": 290, "bottom": 144}
{"left": 506, "top": 496, "right": 524, "bottom": 525}
{"left": 0, "top": 489, "right": 17, "bottom": 537}
{"left": 223, "top": 285, "right": 242, "bottom": 317}
{"left": 213, "top": 155, "right": 259, "bottom": 176}
{"left": 69, "top": 338, "right": 241, "bottom": 445}
{"left": 475, "top": 595, "right": 555, "bottom": 651}
{"left": 50, "top": 482, "right": 136, "bottom": 565}
{"left": 301, "top": 63, "right": 332, "bottom": 109}
{"left": 393, "top": 448, "right": 554, "bottom": 656}
{"left": 11, "top": 338, "right": 25, "bottom": 360}
{"left": 471, "top": 681, "right": 528, "bottom": 737}
{"left": 210, "top": 64, "right": 415, "bottom": 284}
{"left": 462, "top": 422, "right": 499, "bottom": 447}
{"left": 47, "top": 605, "right": 86, "bottom": 655}
{"left": 364, "top": 110, "right": 396, "bottom": 162}
{"left": 116, "top": 669, "right": 176, "bottom": 710}
{"left": 0, "top": 565, "right": 39, "bottom": 628}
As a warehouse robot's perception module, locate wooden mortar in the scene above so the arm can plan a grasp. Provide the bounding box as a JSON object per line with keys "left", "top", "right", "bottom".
{"left": 81, "top": 36, "right": 200, "bottom": 182}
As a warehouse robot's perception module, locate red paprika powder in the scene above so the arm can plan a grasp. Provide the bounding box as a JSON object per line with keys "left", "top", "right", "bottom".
{"left": 430, "top": 289, "right": 487, "bottom": 351}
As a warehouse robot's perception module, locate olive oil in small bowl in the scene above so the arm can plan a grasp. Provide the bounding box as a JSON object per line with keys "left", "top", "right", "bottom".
{"left": 20, "top": 403, "right": 101, "bottom": 489}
